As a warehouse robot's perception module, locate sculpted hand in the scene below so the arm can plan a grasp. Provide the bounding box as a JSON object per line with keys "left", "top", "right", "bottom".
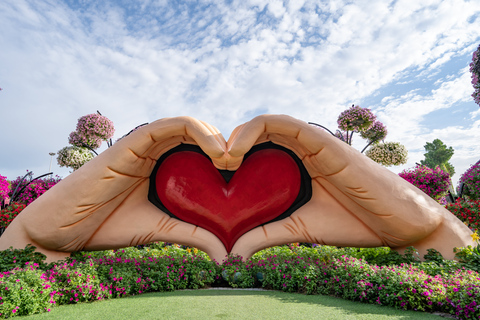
{"left": 0, "top": 117, "right": 231, "bottom": 262}
{"left": 228, "top": 115, "right": 474, "bottom": 260}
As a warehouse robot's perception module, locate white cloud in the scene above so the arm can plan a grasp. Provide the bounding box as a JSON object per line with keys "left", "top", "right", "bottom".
{"left": 1, "top": 0, "right": 480, "bottom": 185}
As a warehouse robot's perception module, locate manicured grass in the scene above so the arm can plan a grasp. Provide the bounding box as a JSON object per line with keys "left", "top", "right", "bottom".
{"left": 22, "top": 289, "right": 444, "bottom": 320}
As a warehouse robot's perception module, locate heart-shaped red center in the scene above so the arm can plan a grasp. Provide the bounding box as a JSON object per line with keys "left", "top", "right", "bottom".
{"left": 154, "top": 148, "right": 301, "bottom": 252}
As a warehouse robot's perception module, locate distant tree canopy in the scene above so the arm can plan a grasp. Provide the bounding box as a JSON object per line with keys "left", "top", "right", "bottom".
{"left": 420, "top": 139, "right": 455, "bottom": 176}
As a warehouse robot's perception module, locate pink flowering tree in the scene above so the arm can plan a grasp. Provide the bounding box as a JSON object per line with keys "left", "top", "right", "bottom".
{"left": 0, "top": 175, "right": 10, "bottom": 208}
{"left": 8, "top": 173, "right": 61, "bottom": 206}
{"left": 470, "top": 44, "right": 480, "bottom": 106}
{"left": 57, "top": 112, "right": 115, "bottom": 171}
{"left": 457, "top": 160, "right": 480, "bottom": 201}
{"left": 399, "top": 165, "right": 451, "bottom": 203}
{"left": 310, "top": 105, "right": 407, "bottom": 166}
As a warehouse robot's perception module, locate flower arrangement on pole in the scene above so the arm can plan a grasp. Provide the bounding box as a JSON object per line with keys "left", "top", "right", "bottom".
{"left": 57, "top": 146, "right": 95, "bottom": 171}
{"left": 57, "top": 112, "right": 115, "bottom": 171}
{"left": 337, "top": 105, "right": 376, "bottom": 145}
{"left": 470, "top": 44, "right": 480, "bottom": 106}
{"left": 309, "top": 105, "right": 408, "bottom": 167}
{"left": 365, "top": 142, "right": 408, "bottom": 167}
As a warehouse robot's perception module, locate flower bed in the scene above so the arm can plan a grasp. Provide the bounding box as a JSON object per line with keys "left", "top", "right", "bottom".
{"left": 446, "top": 199, "right": 480, "bottom": 231}
{"left": 0, "top": 244, "right": 479, "bottom": 319}
{"left": 0, "top": 202, "right": 26, "bottom": 229}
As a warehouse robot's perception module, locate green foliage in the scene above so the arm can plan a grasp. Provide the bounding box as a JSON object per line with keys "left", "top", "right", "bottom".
{"left": 219, "top": 254, "right": 255, "bottom": 288}
{"left": 0, "top": 245, "right": 48, "bottom": 272}
{"left": 420, "top": 139, "right": 455, "bottom": 176}
{"left": 0, "top": 263, "right": 54, "bottom": 317}
{"left": 454, "top": 245, "right": 480, "bottom": 273}
{"left": 341, "top": 246, "right": 420, "bottom": 266}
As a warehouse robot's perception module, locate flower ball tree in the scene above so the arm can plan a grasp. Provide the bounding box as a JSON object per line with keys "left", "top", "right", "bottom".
{"left": 470, "top": 44, "right": 480, "bottom": 106}
{"left": 57, "top": 112, "right": 115, "bottom": 171}
{"left": 310, "top": 105, "right": 408, "bottom": 167}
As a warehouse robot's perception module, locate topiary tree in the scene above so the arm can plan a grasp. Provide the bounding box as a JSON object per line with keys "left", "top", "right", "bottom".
{"left": 420, "top": 139, "right": 455, "bottom": 176}
{"left": 310, "top": 105, "right": 407, "bottom": 166}
{"left": 57, "top": 112, "right": 115, "bottom": 171}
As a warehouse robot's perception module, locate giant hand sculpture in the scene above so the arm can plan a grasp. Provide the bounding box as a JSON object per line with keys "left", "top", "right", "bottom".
{"left": 227, "top": 115, "right": 474, "bottom": 260}
{"left": 0, "top": 117, "right": 231, "bottom": 262}
{"left": 0, "top": 115, "right": 474, "bottom": 262}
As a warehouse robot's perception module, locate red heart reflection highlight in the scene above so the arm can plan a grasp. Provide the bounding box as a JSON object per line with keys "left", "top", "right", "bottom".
{"left": 155, "top": 148, "right": 301, "bottom": 252}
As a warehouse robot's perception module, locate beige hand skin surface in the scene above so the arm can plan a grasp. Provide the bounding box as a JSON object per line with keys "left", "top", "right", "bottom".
{"left": 0, "top": 117, "right": 232, "bottom": 263}
{"left": 228, "top": 115, "right": 474, "bottom": 260}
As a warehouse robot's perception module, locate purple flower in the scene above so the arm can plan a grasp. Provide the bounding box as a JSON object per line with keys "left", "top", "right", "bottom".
{"left": 337, "top": 105, "right": 376, "bottom": 132}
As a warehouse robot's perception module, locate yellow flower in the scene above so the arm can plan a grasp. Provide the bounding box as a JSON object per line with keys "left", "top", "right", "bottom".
{"left": 471, "top": 232, "right": 480, "bottom": 243}
{"left": 186, "top": 248, "right": 191, "bottom": 253}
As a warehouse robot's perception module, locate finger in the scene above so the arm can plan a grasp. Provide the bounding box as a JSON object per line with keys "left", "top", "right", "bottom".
{"left": 120, "top": 117, "right": 224, "bottom": 158}
{"left": 227, "top": 115, "right": 306, "bottom": 157}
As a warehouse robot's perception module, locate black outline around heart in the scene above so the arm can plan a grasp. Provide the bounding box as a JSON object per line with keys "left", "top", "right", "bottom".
{"left": 148, "top": 142, "right": 312, "bottom": 239}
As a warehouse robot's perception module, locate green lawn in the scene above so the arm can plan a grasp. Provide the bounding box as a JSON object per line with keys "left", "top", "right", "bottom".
{"left": 21, "top": 289, "right": 445, "bottom": 320}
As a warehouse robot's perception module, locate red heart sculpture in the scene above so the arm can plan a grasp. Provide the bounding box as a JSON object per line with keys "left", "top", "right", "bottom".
{"left": 155, "top": 148, "right": 301, "bottom": 252}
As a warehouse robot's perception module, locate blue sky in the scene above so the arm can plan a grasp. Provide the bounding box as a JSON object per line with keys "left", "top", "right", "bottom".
{"left": 1, "top": 0, "right": 480, "bottom": 187}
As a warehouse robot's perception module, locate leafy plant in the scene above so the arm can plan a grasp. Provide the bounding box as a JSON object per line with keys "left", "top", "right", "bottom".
{"left": 219, "top": 254, "right": 255, "bottom": 288}
{"left": 0, "top": 263, "right": 54, "bottom": 317}
{"left": 454, "top": 245, "right": 480, "bottom": 273}
{"left": 0, "top": 245, "right": 48, "bottom": 272}
{"left": 420, "top": 139, "right": 455, "bottom": 176}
